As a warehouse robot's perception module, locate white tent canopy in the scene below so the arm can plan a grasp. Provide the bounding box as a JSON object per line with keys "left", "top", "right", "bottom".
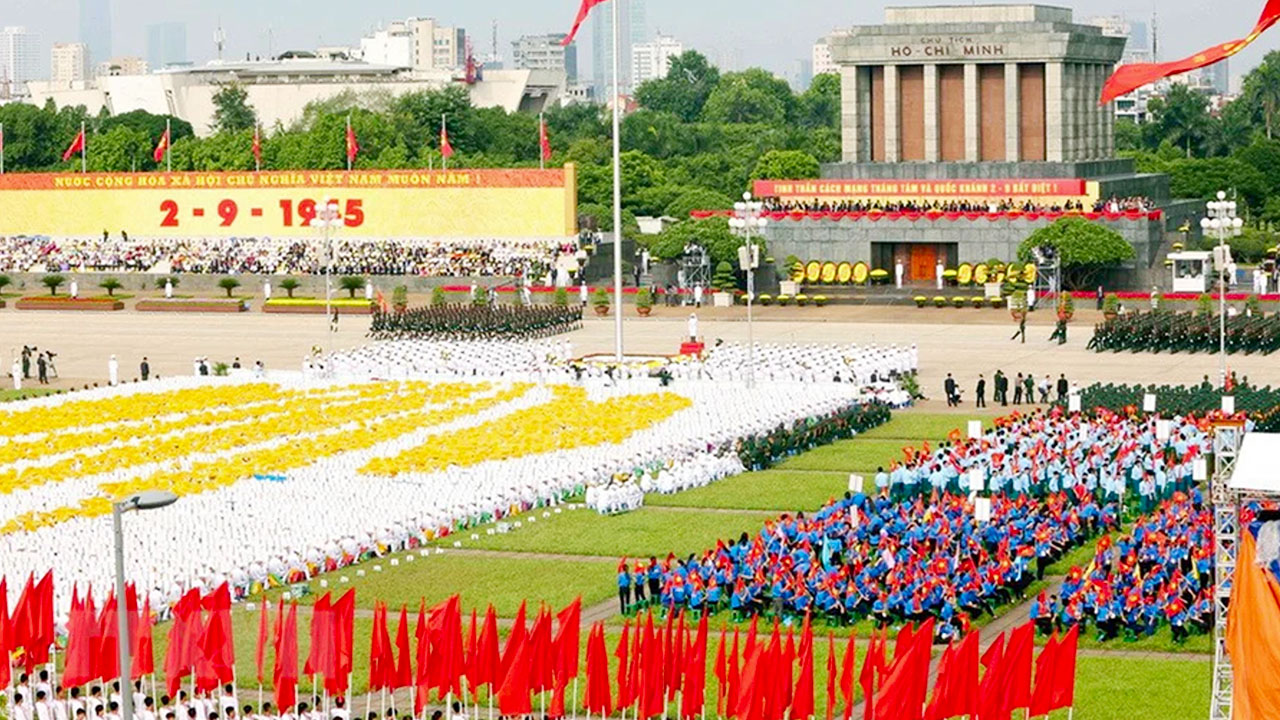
{"left": 1229, "top": 433, "right": 1280, "bottom": 493}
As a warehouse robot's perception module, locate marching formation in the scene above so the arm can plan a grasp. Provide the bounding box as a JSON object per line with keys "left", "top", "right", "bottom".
{"left": 368, "top": 305, "right": 583, "bottom": 342}
{"left": 1087, "top": 311, "right": 1280, "bottom": 354}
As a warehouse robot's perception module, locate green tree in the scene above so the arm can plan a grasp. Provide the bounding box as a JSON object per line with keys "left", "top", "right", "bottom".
{"left": 1234, "top": 137, "right": 1280, "bottom": 195}
{"left": 1017, "top": 217, "right": 1136, "bottom": 289}
{"left": 211, "top": 84, "right": 257, "bottom": 133}
{"left": 42, "top": 274, "right": 66, "bottom": 296}
{"left": 750, "top": 149, "right": 819, "bottom": 181}
{"left": 665, "top": 188, "right": 734, "bottom": 220}
{"left": 1238, "top": 50, "right": 1280, "bottom": 139}
{"left": 797, "top": 73, "right": 840, "bottom": 129}
{"left": 712, "top": 260, "right": 738, "bottom": 291}
{"left": 339, "top": 276, "right": 366, "bottom": 298}
{"left": 101, "top": 110, "right": 194, "bottom": 146}
{"left": 279, "top": 277, "right": 301, "bottom": 298}
{"left": 649, "top": 216, "right": 743, "bottom": 265}
{"left": 0, "top": 103, "right": 58, "bottom": 170}
{"left": 187, "top": 130, "right": 256, "bottom": 171}
{"left": 0, "top": 275, "right": 10, "bottom": 294}
{"left": 431, "top": 286, "right": 447, "bottom": 306}
{"left": 634, "top": 51, "right": 721, "bottom": 122}
{"left": 98, "top": 277, "right": 123, "bottom": 296}
{"left": 1165, "top": 157, "right": 1267, "bottom": 214}
{"left": 702, "top": 69, "right": 796, "bottom": 125}
{"left": 85, "top": 126, "right": 151, "bottom": 172}
{"left": 1147, "top": 84, "right": 1211, "bottom": 157}
{"left": 217, "top": 277, "right": 241, "bottom": 297}
{"left": 1114, "top": 119, "right": 1141, "bottom": 153}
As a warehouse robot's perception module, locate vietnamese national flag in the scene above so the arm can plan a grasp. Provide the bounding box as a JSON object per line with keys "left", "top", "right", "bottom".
{"left": 152, "top": 128, "right": 170, "bottom": 163}
{"left": 1100, "top": 0, "right": 1280, "bottom": 104}
{"left": 440, "top": 117, "right": 454, "bottom": 159}
{"left": 62, "top": 129, "right": 86, "bottom": 162}
{"left": 561, "top": 0, "right": 608, "bottom": 46}
{"left": 252, "top": 125, "right": 263, "bottom": 167}
{"left": 345, "top": 122, "right": 359, "bottom": 163}
{"left": 539, "top": 117, "right": 552, "bottom": 162}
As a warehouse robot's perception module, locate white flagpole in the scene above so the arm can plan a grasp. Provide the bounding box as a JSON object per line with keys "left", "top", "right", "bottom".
{"left": 166, "top": 118, "right": 172, "bottom": 172}
{"left": 609, "top": 0, "right": 624, "bottom": 361}
{"left": 81, "top": 121, "right": 86, "bottom": 173}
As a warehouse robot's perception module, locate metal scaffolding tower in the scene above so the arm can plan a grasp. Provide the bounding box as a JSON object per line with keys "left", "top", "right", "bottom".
{"left": 1209, "top": 420, "right": 1243, "bottom": 720}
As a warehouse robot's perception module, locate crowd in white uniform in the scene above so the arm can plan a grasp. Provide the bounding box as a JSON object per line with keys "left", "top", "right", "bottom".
{"left": 0, "top": 339, "right": 915, "bottom": 621}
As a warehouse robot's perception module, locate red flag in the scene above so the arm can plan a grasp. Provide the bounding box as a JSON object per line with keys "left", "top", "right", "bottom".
{"left": 951, "top": 631, "right": 979, "bottom": 719}
{"left": 1000, "top": 623, "right": 1034, "bottom": 714}
{"left": 31, "top": 570, "right": 53, "bottom": 670}
{"left": 790, "top": 617, "right": 815, "bottom": 720}
{"left": 529, "top": 606, "right": 554, "bottom": 694}
{"left": 474, "top": 605, "right": 499, "bottom": 692}
{"left": 614, "top": 619, "right": 632, "bottom": 709}
{"left": 330, "top": 588, "right": 357, "bottom": 694}
{"left": 714, "top": 626, "right": 728, "bottom": 715}
{"left": 1028, "top": 632, "right": 1059, "bottom": 717}
{"left": 10, "top": 573, "right": 34, "bottom": 659}
{"left": 584, "top": 623, "right": 613, "bottom": 716}
{"left": 539, "top": 117, "right": 552, "bottom": 162}
{"left": 849, "top": 630, "right": 867, "bottom": 720}
{"left": 62, "top": 129, "right": 85, "bottom": 162}
{"left": 63, "top": 586, "right": 93, "bottom": 688}
{"left": 252, "top": 125, "right": 262, "bottom": 167}
{"left": 256, "top": 596, "right": 271, "bottom": 684}
{"left": 134, "top": 597, "right": 154, "bottom": 678}
{"left": 153, "top": 128, "right": 170, "bottom": 163}
{"left": 464, "top": 608, "right": 478, "bottom": 693}
{"left": 413, "top": 601, "right": 430, "bottom": 715}
{"left": 907, "top": 619, "right": 934, "bottom": 720}
{"left": 870, "top": 639, "right": 919, "bottom": 720}
{"left": 734, "top": 645, "right": 765, "bottom": 720}
{"left": 163, "top": 589, "right": 201, "bottom": 696}
{"left": 640, "top": 613, "right": 665, "bottom": 720}
{"left": 554, "top": 598, "right": 582, "bottom": 688}
{"left": 1049, "top": 624, "right": 1079, "bottom": 712}
{"left": 369, "top": 602, "right": 393, "bottom": 692}
{"left": 500, "top": 600, "right": 528, "bottom": 683}
{"left": 1100, "top": 0, "right": 1280, "bottom": 104}
{"left": 393, "top": 605, "right": 413, "bottom": 690}
{"left": 727, "top": 629, "right": 741, "bottom": 716}
{"left": 824, "top": 634, "right": 837, "bottom": 720}
{"left": 97, "top": 592, "right": 120, "bottom": 680}
{"left": 304, "top": 593, "right": 333, "bottom": 678}
{"left": 924, "top": 643, "right": 954, "bottom": 720}
{"left": 976, "top": 633, "right": 1005, "bottom": 720}
{"left": 345, "top": 121, "right": 360, "bottom": 163}
{"left": 273, "top": 602, "right": 299, "bottom": 713}
{"left": 0, "top": 578, "right": 8, "bottom": 689}
{"left": 440, "top": 117, "right": 454, "bottom": 159}
{"left": 681, "top": 613, "right": 709, "bottom": 720}
{"left": 200, "top": 583, "right": 235, "bottom": 686}
{"left": 496, "top": 629, "right": 532, "bottom": 716}
{"left": 561, "top": 0, "right": 608, "bottom": 46}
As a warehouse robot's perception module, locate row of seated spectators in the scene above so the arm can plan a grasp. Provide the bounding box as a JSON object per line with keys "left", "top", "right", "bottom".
{"left": 760, "top": 196, "right": 1153, "bottom": 214}
{"left": 0, "top": 234, "right": 575, "bottom": 277}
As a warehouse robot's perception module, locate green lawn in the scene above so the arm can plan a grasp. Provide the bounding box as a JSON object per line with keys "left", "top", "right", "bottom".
{"left": 1072, "top": 654, "right": 1209, "bottom": 719}
{"left": 263, "top": 552, "right": 615, "bottom": 618}
{"left": 856, "top": 413, "right": 984, "bottom": 442}
{"left": 773, "top": 438, "right": 911, "bottom": 472}
{"left": 0, "top": 388, "right": 58, "bottom": 403}
{"left": 645, "top": 469, "right": 850, "bottom": 512}
{"left": 456, "top": 506, "right": 775, "bottom": 559}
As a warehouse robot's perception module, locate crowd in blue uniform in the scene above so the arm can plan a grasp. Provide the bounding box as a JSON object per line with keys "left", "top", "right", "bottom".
{"left": 620, "top": 407, "right": 1220, "bottom": 643}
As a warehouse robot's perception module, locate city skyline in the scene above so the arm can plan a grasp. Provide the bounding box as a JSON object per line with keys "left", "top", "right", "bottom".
{"left": 2, "top": 0, "right": 1277, "bottom": 87}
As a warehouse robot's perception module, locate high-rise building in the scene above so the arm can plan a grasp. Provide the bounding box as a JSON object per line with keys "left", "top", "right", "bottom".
{"left": 631, "top": 34, "right": 681, "bottom": 88}
{"left": 0, "top": 26, "right": 40, "bottom": 96}
{"left": 511, "top": 33, "right": 577, "bottom": 83}
{"left": 357, "top": 17, "right": 466, "bottom": 71}
{"left": 1088, "top": 15, "right": 1152, "bottom": 64}
{"left": 78, "top": 0, "right": 112, "bottom": 67}
{"left": 51, "top": 43, "right": 88, "bottom": 87}
{"left": 811, "top": 41, "right": 837, "bottom": 76}
{"left": 146, "top": 22, "right": 188, "bottom": 70}
{"left": 591, "top": 0, "right": 646, "bottom": 96}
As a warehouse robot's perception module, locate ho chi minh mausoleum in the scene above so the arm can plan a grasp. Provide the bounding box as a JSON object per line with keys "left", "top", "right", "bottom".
{"left": 754, "top": 4, "right": 1202, "bottom": 289}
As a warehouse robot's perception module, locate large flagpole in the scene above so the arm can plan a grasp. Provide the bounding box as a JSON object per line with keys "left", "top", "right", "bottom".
{"left": 610, "top": 0, "right": 624, "bottom": 361}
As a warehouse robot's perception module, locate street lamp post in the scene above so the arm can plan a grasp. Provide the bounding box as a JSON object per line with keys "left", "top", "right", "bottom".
{"left": 1200, "top": 190, "right": 1243, "bottom": 388}
{"left": 310, "top": 199, "right": 342, "bottom": 360}
{"left": 729, "top": 192, "right": 768, "bottom": 389}
{"left": 113, "top": 491, "right": 178, "bottom": 720}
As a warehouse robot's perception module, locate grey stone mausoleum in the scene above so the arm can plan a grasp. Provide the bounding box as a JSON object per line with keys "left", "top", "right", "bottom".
{"left": 757, "top": 4, "right": 1201, "bottom": 289}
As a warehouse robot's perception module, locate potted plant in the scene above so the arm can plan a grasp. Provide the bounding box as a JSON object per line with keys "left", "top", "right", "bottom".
{"left": 635, "top": 287, "right": 653, "bottom": 316}
{"left": 971, "top": 296, "right": 984, "bottom": 309}
{"left": 217, "top": 277, "right": 241, "bottom": 298}
{"left": 1056, "top": 293, "right": 1075, "bottom": 322}
{"left": 777, "top": 294, "right": 792, "bottom": 306}
{"left": 591, "top": 287, "right": 610, "bottom": 315}
{"left": 392, "top": 285, "right": 408, "bottom": 313}
{"left": 869, "top": 268, "right": 890, "bottom": 285}
{"left": 952, "top": 296, "right": 967, "bottom": 308}
{"left": 1247, "top": 294, "right": 1263, "bottom": 317}
{"left": 279, "top": 277, "right": 301, "bottom": 298}
{"left": 1102, "top": 292, "right": 1119, "bottom": 321}
{"left": 942, "top": 268, "right": 958, "bottom": 286}
{"left": 431, "top": 286, "right": 447, "bottom": 307}
{"left": 758, "top": 294, "right": 773, "bottom": 305}
{"left": 472, "top": 286, "right": 488, "bottom": 306}
{"left": 990, "top": 296, "right": 1006, "bottom": 309}
{"left": 814, "top": 295, "right": 828, "bottom": 307}
{"left": 553, "top": 287, "right": 569, "bottom": 307}
{"left": 340, "top": 276, "right": 366, "bottom": 298}
{"left": 914, "top": 296, "right": 927, "bottom": 308}
{"left": 1196, "top": 292, "right": 1213, "bottom": 317}
{"left": 795, "top": 293, "right": 809, "bottom": 306}
{"left": 933, "top": 296, "right": 947, "bottom": 308}
{"left": 99, "top": 277, "right": 123, "bottom": 297}
{"left": 42, "top": 274, "right": 66, "bottom": 296}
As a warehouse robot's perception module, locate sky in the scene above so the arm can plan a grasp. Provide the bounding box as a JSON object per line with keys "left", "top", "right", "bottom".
{"left": 4, "top": 0, "right": 1278, "bottom": 86}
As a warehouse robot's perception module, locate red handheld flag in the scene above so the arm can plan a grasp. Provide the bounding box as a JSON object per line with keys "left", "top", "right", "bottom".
{"left": 62, "top": 129, "right": 86, "bottom": 162}
{"left": 824, "top": 634, "right": 837, "bottom": 720}
{"left": 134, "top": 598, "right": 155, "bottom": 678}
{"left": 496, "top": 629, "right": 533, "bottom": 716}
{"left": 714, "top": 626, "right": 728, "bottom": 715}
{"left": 329, "top": 589, "right": 357, "bottom": 695}
{"left": 614, "top": 619, "right": 632, "bottom": 708}
{"left": 475, "top": 605, "right": 499, "bottom": 691}
{"left": 369, "top": 602, "right": 392, "bottom": 692}
{"left": 153, "top": 128, "right": 170, "bottom": 163}
{"left": 584, "top": 623, "right": 613, "bottom": 716}
{"left": 1100, "top": 0, "right": 1280, "bottom": 104}
{"left": 553, "top": 597, "right": 582, "bottom": 687}
{"left": 63, "top": 586, "right": 92, "bottom": 688}
{"left": 252, "top": 125, "right": 263, "bottom": 167}
{"left": 1000, "top": 622, "right": 1034, "bottom": 714}
{"left": 256, "top": 595, "right": 270, "bottom": 684}
{"left": 393, "top": 605, "right": 413, "bottom": 691}
{"left": 539, "top": 117, "right": 552, "bottom": 162}
{"left": 790, "top": 617, "right": 815, "bottom": 720}
{"left": 345, "top": 122, "right": 360, "bottom": 163}
{"left": 951, "top": 631, "right": 979, "bottom": 719}
{"left": 1028, "top": 632, "right": 1059, "bottom": 717}
{"left": 274, "top": 602, "right": 299, "bottom": 713}
{"left": 1049, "top": 624, "right": 1079, "bottom": 712}
{"left": 562, "top": 0, "right": 608, "bottom": 46}
{"left": 680, "top": 613, "right": 709, "bottom": 720}
{"left": 304, "top": 592, "right": 332, "bottom": 677}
